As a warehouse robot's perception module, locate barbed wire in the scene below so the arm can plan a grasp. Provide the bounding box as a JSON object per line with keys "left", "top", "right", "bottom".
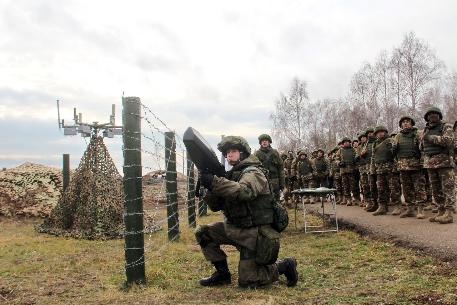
{"left": 122, "top": 104, "right": 202, "bottom": 273}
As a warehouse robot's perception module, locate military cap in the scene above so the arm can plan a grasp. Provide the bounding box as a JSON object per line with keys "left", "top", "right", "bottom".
{"left": 398, "top": 116, "right": 416, "bottom": 127}
{"left": 374, "top": 125, "right": 388, "bottom": 134}
{"left": 424, "top": 106, "right": 443, "bottom": 121}
{"left": 258, "top": 134, "right": 272, "bottom": 144}
{"left": 217, "top": 136, "right": 251, "bottom": 155}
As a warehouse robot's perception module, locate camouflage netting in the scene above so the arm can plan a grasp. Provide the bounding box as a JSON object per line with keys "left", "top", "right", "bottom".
{"left": 37, "top": 136, "right": 124, "bottom": 239}
{"left": 0, "top": 163, "right": 63, "bottom": 217}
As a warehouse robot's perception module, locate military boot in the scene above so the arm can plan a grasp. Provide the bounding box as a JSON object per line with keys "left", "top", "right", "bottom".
{"left": 352, "top": 196, "right": 361, "bottom": 207}
{"left": 336, "top": 195, "right": 343, "bottom": 205}
{"left": 391, "top": 205, "right": 403, "bottom": 216}
{"left": 372, "top": 204, "right": 387, "bottom": 216}
{"left": 416, "top": 207, "right": 425, "bottom": 219}
{"left": 199, "top": 260, "right": 231, "bottom": 287}
{"left": 346, "top": 197, "right": 353, "bottom": 206}
{"left": 358, "top": 200, "right": 365, "bottom": 208}
{"left": 366, "top": 201, "right": 378, "bottom": 212}
{"left": 436, "top": 209, "right": 454, "bottom": 224}
{"left": 400, "top": 206, "right": 415, "bottom": 218}
{"left": 429, "top": 207, "right": 445, "bottom": 222}
{"left": 423, "top": 203, "right": 434, "bottom": 211}
{"left": 276, "top": 257, "right": 298, "bottom": 287}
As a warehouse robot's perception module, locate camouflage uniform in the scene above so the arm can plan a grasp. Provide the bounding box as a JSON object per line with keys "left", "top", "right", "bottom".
{"left": 255, "top": 135, "right": 285, "bottom": 202}
{"left": 332, "top": 145, "right": 344, "bottom": 204}
{"left": 197, "top": 136, "right": 297, "bottom": 288}
{"left": 360, "top": 128, "right": 378, "bottom": 212}
{"left": 389, "top": 133, "right": 402, "bottom": 207}
{"left": 393, "top": 117, "right": 427, "bottom": 218}
{"left": 312, "top": 150, "right": 329, "bottom": 188}
{"left": 356, "top": 133, "right": 370, "bottom": 207}
{"left": 372, "top": 126, "right": 395, "bottom": 215}
{"left": 420, "top": 107, "right": 456, "bottom": 224}
{"left": 337, "top": 138, "right": 361, "bottom": 206}
{"left": 352, "top": 139, "right": 361, "bottom": 203}
{"left": 297, "top": 152, "right": 316, "bottom": 203}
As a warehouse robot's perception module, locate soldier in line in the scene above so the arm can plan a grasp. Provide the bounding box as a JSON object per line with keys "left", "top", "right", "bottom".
{"left": 337, "top": 137, "right": 361, "bottom": 206}
{"left": 283, "top": 150, "right": 295, "bottom": 208}
{"left": 334, "top": 141, "right": 345, "bottom": 204}
{"left": 196, "top": 136, "right": 298, "bottom": 288}
{"left": 290, "top": 151, "right": 302, "bottom": 204}
{"left": 420, "top": 107, "right": 455, "bottom": 224}
{"left": 356, "top": 131, "right": 371, "bottom": 208}
{"left": 327, "top": 149, "right": 335, "bottom": 189}
{"left": 255, "top": 134, "right": 285, "bottom": 202}
{"left": 312, "top": 149, "right": 329, "bottom": 188}
{"left": 352, "top": 139, "right": 362, "bottom": 206}
{"left": 392, "top": 116, "right": 427, "bottom": 219}
{"left": 297, "top": 151, "right": 316, "bottom": 203}
{"left": 389, "top": 132, "right": 403, "bottom": 213}
{"left": 371, "top": 126, "right": 396, "bottom": 216}
{"left": 360, "top": 127, "right": 379, "bottom": 212}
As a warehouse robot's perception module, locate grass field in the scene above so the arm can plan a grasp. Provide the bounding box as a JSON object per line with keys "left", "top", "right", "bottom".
{"left": 1, "top": 211, "right": 457, "bottom": 305}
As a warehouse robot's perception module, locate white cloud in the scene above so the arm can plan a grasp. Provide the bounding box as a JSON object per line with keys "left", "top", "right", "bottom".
{"left": 1, "top": 0, "right": 456, "bottom": 166}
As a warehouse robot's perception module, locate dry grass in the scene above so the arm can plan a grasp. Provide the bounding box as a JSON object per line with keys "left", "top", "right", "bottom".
{"left": 1, "top": 210, "right": 457, "bottom": 305}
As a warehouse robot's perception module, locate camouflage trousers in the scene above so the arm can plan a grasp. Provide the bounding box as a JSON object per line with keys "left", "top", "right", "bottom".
{"left": 334, "top": 174, "right": 343, "bottom": 197}
{"left": 269, "top": 178, "right": 281, "bottom": 202}
{"left": 341, "top": 173, "right": 359, "bottom": 199}
{"left": 376, "top": 173, "right": 392, "bottom": 206}
{"left": 353, "top": 170, "right": 361, "bottom": 198}
{"left": 359, "top": 171, "right": 371, "bottom": 203}
{"left": 389, "top": 172, "right": 402, "bottom": 206}
{"left": 427, "top": 168, "right": 456, "bottom": 210}
{"left": 399, "top": 170, "right": 427, "bottom": 207}
{"left": 422, "top": 169, "right": 433, "bottom": 203}
{"left": 195, "top": 222, "right": 279, "bottom": 287}
{"left": 301, "top": 178, "right": 316, "bottom": 202}
{"left": 368, "top": 174, "right": 378, "bottom": 205}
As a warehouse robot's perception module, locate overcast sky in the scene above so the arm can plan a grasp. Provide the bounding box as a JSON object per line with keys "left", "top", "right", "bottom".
{"left": 1, "top": 0, "right": 456, "bottom": 170}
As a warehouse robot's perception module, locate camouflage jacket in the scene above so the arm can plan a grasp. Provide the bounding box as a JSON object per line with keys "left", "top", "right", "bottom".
{"left": 355, "top": 144, "right": 368, "bottom": 174}
{"left": 204, "top": 155, "right": 270, "bottom": 213}
{"left": 283, "top": 156, "right": 294, "bottom": 178}
{"left": 254, "top": 146, "right": 285, "bottom": 188}
{"left": 420, "top": 122, "right": 455, "bottom": 169}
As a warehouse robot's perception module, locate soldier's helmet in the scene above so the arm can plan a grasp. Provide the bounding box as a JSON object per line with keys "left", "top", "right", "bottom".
{"left": 365, "top": 127, "right": 375, "bottom": 135}
{"left": 298, "top": 150, "right": 307, "bottom": 157}
{"left": 399, "top": 116, "right": 416, "bottom": 127}
{"left": 258, "top": 134, "right": 272, "bottom": 144}
{"left": 390, "top": 132, "right": 397, "bottom": 137}
{"left": 341, "top": 137, "right": 352, "bottom": 143}
{"left": 374, "top": 125, "right": 388, "bottom": 135}
{"left": 280, "top": 153, "right": 287, "bottom": 160}
{"left": 424, "top": 106, "right": 443, "bottom": 121}
{"left": 316, "top": 148, "right": 325, "bottom": 154}
{"left": 217, "top": 136, "right": 251, "bottom": 156}
{"left": 358, "top": 131, "right": 367, "bottom": 140}
{"left": 332, "top": 146, "right": 339, "bottom": 153}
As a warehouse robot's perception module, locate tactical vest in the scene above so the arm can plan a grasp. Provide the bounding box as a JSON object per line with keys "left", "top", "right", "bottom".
{"left": 298, "top": 159, "right": 313, "bottom": 175}
{"left": 314, "top": 158, "right": 327, "bottom": 172}
{"left": 341, "top": 148, "right": 355, "bottom": 165}
{"left": 224, "top": 166, "right": 274, "bottom": 228}
{"left": 423, "top": 123, "right": 447, "bottom": 156}
{"left": 256, "top": 148, "right": 280, "bottom": 179}
{"left": 374, "top": 138, "right": 393, "bottom": 164}
{"left": 397, "top": 129, "right": 420, "bottom": 159}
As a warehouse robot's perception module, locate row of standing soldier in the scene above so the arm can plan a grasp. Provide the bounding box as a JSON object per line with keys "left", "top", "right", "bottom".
{"left": 279, "top": 106, "right": 455, "bottom": 225}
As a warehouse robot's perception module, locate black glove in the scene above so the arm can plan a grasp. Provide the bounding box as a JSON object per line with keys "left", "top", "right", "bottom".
{"left": 200, "top": 173, "right": 214, "bottom": 190}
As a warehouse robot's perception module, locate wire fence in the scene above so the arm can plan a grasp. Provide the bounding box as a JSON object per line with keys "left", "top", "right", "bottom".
{"left": 121, "top": 96, "right": 207, "bottom": 284}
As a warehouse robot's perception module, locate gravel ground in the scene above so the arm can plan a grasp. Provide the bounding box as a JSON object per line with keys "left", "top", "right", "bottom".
{"left": 304, "top": 201, "right": 457, "bottom": 262}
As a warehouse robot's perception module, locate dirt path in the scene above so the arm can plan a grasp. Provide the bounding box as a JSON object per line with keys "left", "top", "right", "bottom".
{"left": 306, "top": 202, "right": 457, "bottom": 262}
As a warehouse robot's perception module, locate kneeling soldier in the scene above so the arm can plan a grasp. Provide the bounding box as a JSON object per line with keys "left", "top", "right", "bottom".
{"left": 196, "top": 136, "right": 298, "bottom": 288}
